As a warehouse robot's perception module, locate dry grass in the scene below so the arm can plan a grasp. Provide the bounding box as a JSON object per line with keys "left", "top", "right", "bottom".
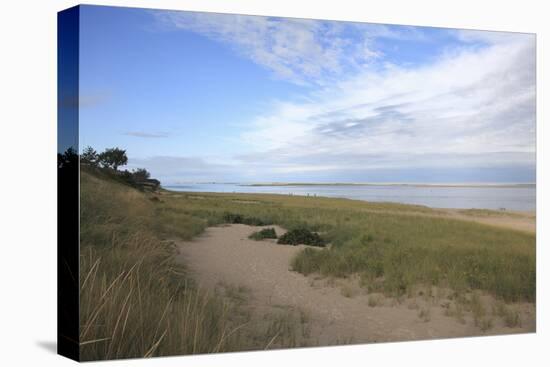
{"left": 79, "top": 170, "right": 295, "bottom": 360}
{"left": 444, "top": 302, "right": 466, "bottom": 325}
{"left": 340, "top": 285, "right": 357, "bottom": 298}
{"left": 470, "top": 292, "right": 486, "bottom": 326}
{"left": 417, "top": 308, "right": 431, "bottom": 322}
{"left": 79, "top": 244, "right": 241, "bottom": 360}
{"left": 492, "top": 301, "right": 522, "bottom": 328}
{"left": 368, "top": 295, "right": 382, "bottom": 307}
{"left": 80, "top": 172, "right": 244, "bottom": 360}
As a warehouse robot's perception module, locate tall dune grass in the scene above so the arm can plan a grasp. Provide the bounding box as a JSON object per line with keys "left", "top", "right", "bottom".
{"left": 79, "top": 240, "right": 238, "bottom": 360}
{"left": 79, "top": 170, "right": 317, "bottom": 360}
{"left": 80, "top": 172, "right": 242, "bottom": 360}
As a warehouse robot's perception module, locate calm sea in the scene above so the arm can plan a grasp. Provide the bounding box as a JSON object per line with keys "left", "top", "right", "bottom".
{"left": 166, "top": 183, "right": 536, "bottom": 211}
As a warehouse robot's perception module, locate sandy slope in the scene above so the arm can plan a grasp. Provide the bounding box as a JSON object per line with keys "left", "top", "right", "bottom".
{"left": 176, "top": 224, "right": 534, "bottom": 347}
{"left": 444, "top": 209, "right": 536, "bottom": 234}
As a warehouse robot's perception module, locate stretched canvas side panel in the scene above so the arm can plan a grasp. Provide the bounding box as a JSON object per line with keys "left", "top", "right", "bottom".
{"left": 57, "top": 5, "right": 80, "bottom": 361}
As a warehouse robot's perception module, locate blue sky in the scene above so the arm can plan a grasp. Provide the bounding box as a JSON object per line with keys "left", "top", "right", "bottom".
{"left": 78, "top": 5, "right": 535, "bottom": 184}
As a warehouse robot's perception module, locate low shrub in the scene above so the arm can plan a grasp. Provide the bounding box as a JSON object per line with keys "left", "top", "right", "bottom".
{"left": 249, "top": 228, "right": 278, "bottom": 240}
{"left": 223, "top": 212, "right": 271, "bottom": 226}
{"left": 493, "top": 302, "right": 522, "bottom": 328}
{"left": 223, "top": 212, "right": 244, "bottom": 223}
{"left": 418, "top": 308, "right": 431, "bottom": 322}
{"left": 277, "top": 228, "right": 325, "bottom": 247}
{"left": 243, "top": 216, "right": 269, "bottom": 226}
{"left": 368, "top": 295, "right": 381, "bottom": 307}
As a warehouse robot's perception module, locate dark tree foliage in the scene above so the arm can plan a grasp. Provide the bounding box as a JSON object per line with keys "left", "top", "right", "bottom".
{"left": 131, "top": 168, "right": 151, "bottom": 181}
{"left": 78, "top": 145, "right": 161, "bottom": 191}
{"left": 277, "top": 228, "right": 326, "bottom": 247}
{"left": 98, "top": 147, "right": 128, "bottom": 171}
{"left": 57, "top": 147, "right": 79, "bottom": 169}
{"left": 222, "top": 212, "right": 271, "bottom": 226}
{"left": 80, "top": 146, "right": 99, "bottom": 166}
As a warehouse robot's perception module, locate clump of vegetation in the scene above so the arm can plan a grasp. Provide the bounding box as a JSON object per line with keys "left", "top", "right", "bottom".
{"left": 340, "top": 284, "right": 357, "bottom": 298}
{"left": 418, "top": 308, "right": 431, "bottom": 322}
{"left": 503, "top": 309, "right": 522, "bottom": 328}
{"left": 277, "top": 228, "right": 326, "bottom": 247}
{"left": 368, "top": 294, "right": 382, "bottom": 307}
{"left": 444, "top": 302, "right": 466, "bottom": 324}
{"left": 262, "top": 307, "right": 311, "bottom": 349}
{"left": 470, "top": 292, "right": 486, "bottom": 326}
{"left": 249, "top": 228, "right": 278, "bottom": 240}
{"left": 493, "top": 301, "right": 522, "bottom": 328}
{"left": 222, "top": 212, "right": 271, "bottom": 226}
{"left": 79, "top": 146, "right": 160, "bottom": 191}
{"left": 479, "top": 317, "right": 494, "bottom": 332}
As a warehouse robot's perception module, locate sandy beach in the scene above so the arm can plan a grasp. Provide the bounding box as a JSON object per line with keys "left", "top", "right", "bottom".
{"left": 176, "top": 222, "right": 535, "bottom": 347}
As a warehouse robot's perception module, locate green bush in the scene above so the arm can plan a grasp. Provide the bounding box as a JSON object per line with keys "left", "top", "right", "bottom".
{"left": 249, "top": 228, "right": 278, "bottom": 240}
{"left": 277, "top": 228, "right": 325, "bottom": 247}
{"left": 222, "top": 212, "right": 271, "bottom": 226}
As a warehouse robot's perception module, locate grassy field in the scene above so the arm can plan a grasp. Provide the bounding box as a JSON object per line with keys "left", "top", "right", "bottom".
{"left": 80, "top": 168, "right": 535, "bottom": 359}
{"left": 157, "top": 189, "right": 535, "bottom": 303}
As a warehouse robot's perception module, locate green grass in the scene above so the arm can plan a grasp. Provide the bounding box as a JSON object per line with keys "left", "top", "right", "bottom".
{"left": 222, "top": 212, "right": 273, "bottom": 226}
{"left": 155, "top": 187, "right": 534, "bottom": 303}
{"left": 289, "top": 224, "right": 534, "bottom": 301}
{"left": 249, "top": 228, "right": 278, "bottom": 240}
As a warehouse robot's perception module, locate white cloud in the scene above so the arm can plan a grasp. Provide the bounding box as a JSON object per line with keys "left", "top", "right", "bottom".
{"left": 237, "top": 31, "right": 535, "bottom": 175}
{"left": 152, "top": 11, "right": 430, "bottom": 85}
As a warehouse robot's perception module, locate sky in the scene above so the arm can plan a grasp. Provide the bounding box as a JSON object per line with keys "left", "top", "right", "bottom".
{"left": 78, "top": 5, "right": 536, "bottom": 184}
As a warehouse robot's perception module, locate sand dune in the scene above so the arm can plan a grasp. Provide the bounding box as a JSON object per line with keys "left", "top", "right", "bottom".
{"left": 176, "top": 224, "right": 534, "bottom": 346}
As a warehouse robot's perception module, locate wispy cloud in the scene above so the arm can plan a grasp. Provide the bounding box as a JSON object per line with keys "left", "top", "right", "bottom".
{"left": 123, "top": 131, "right": 171, "bottom": 138}
{"left": 236, "top": 31, "right": 535, "bottom": 177}
{"left": 152, "top": 11, "right": 427, "bottom": 85}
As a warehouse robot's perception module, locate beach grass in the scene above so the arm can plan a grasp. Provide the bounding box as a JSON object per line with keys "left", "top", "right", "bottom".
{"left": 80, "top": 170, "right": 302, "bottom": 360}
{"left": 79, "top": 168, "right": 535, "bottom": 359}
{"left": 79, "top": 170, "right": 241, "bottom": 360}
{"left": 249, "top": 228, "right": 278, "bottom": 240}
{"left": 156, "top": 188, "right": 535, "bottom": 303}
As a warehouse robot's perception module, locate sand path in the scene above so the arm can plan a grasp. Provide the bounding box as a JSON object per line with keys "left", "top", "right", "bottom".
{"left": 176, "top": 224, "right": 533, "bottom": 346}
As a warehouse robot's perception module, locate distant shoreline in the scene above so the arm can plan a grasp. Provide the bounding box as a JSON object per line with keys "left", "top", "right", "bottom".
{"left": 164, "top": 182, "right": 536, "bottom": 212}
{"left": 239, "top": 182, "right": 536, "bottom": 189}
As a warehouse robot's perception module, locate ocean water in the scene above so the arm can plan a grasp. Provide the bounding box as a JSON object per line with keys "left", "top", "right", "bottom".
{"left": 166, "top": 183, "right": 536, "bottom": 211}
